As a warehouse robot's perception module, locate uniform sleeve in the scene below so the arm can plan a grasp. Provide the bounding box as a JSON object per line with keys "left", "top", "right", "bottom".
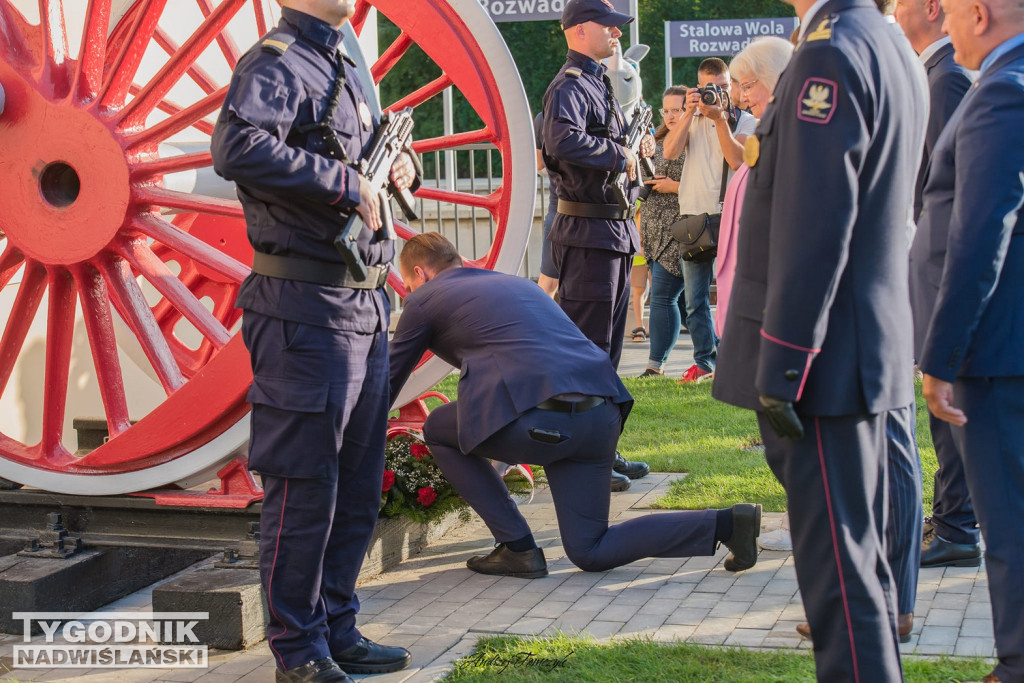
{"left": 211, "top": 56, "right": 361, "bottom": 209}
{"left": 388, "top": 297, "right": 433, "bottom": 401}
{"left": 919, "top": 78, "right": 1024, "bottom": 381}
{"left": 756, "top": 46, "right": 872, "bottom": 402}
{"left": 543, "top": 83, "right": 625, "bottom": 173}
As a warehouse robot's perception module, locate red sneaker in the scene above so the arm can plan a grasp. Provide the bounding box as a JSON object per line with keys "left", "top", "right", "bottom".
{"left": 680, "top": 364, "right": 713, "bottom": 384}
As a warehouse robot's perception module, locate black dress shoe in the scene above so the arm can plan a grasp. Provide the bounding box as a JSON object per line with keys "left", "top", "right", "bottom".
{"left": 467, "top": 543, "right": 548, "bottom": 578}
{"left": 613, "top": 451, "right": 650, "bottom": 479}
{"left": 723, "top": 503, "right": 761, "bottom": 571}
{"left": 332, "top": 638, "right": 411, "bottom": 675}
{"left": 277, "top": 658, "right": 352, "bottom": 682}
{"left": 611, "top": 470, "right": 632, "bottom": 492}
{"left": 920, "top": 530, "right": 981, "bottom": 568}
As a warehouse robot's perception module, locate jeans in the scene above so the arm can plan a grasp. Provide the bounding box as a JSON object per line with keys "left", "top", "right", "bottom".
{"left": 681, "top": 258, "right": 718, "bottom": 371}
{"left": 647, "top": 261, "right": 686, "bottom": 370}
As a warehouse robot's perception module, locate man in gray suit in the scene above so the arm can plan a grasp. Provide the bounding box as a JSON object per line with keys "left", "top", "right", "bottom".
{"left": 896, "top": 0, "right": 980, "bottom": 569}
{"left": 919, "top": 1, "right": 1024, "bottom": 680}
{"left": 389, "top": 233, "right": 761, "bottom": 578}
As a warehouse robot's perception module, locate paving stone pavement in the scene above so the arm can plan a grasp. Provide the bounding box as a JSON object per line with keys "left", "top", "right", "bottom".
{"left": 0, "top": 323, "right": 997, "bottom": 681}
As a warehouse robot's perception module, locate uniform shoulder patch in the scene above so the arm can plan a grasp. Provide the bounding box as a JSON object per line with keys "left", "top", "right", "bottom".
{"left": 797, "top": 77, "right": 837, "bottom": 124}
{"left": 564, "top": 67, "right": 582, "bottom": 78}
{"left": 805, "top": 15, "right": 833, "bottom": 42}
{"left": 261, "top": 33, "right": 295, "bottom": 55}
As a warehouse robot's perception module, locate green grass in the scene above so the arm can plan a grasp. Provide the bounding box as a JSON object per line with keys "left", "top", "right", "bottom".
{"left": 418, "top": 375, "right": 939, "bottom": 515}
{"left": 445, "top": 634, "right": 992, "bottom": 682}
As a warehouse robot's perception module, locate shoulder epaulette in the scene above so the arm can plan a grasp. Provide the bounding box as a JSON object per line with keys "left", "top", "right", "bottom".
{"left": 261, "top": 33, "right": 296, "bottom": 56}
{"left": 565, "top": 67, "right": 582, "bottom": 78}
{"left": 804, "top": 15, "right": 834, "bottom": 43}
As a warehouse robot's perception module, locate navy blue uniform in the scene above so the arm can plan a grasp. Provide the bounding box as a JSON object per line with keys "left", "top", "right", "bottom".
{"left": 712, "top": 1, "right": 927, "bottom": 679}
{"left": 918, "top": 36, "right": 1024, "bottom": 683}
{"left": 390, "top": 268, "right": 719, "bottom": 571}
{"left": 542, "top": 50, "right": 641, "bottom": 369}
{"left": 211, "top": 8, "right": 391, "bottom": 670}
{"left": 908, "top": 39, "right": 977, "bottom": 548}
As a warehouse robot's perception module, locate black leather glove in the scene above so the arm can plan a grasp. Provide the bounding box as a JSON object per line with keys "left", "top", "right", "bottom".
{"left": 759, "top": 395, "right": 804, "bottom": 440}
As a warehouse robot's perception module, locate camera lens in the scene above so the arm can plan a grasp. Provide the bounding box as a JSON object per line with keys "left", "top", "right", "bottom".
{"left": 700, "top": 90, "right": 718, "bottom": 106}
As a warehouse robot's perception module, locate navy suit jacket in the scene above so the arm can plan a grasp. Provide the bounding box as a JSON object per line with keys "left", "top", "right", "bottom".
{"left": 918, "top": 42, "right": 1024, "bottom": 382}
{"left": 909, "top": 41, "right": 972, "bottom": 357}
{"left": 389, "top": 268, "right": 633, "bottom": 453}
{"left": 712, "top": 0, "right": 927, "bottom": 415}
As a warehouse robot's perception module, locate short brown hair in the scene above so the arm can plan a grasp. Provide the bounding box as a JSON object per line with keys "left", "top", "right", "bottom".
{"left": 400, "top": 232, "right": 462, "bottom": 273}
{"left": 697, "top": 57, "right": 728, "bottom": 77}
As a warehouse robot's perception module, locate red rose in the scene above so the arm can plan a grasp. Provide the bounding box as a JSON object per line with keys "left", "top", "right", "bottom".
{"left": 382, "top": 471, "right": 395, "bottom": 492}
{"left": 410, "top": 443, "right": 430, "bottom": 461}
{"left": 417, "top": 487, "right": 438, "bottom": 506}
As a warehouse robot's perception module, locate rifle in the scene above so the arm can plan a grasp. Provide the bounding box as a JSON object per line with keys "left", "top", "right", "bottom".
{"left": 611, "top": 101, "right": 656, "bottom": 211}
{"left": 333, "top": 107, "right": 419, "bottom": 281}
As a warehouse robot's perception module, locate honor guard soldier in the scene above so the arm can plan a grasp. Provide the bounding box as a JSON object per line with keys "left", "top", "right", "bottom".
{"left": 712, "top": 0, "right": 928, "bottom": 680}
{"left": 211, "top": 2, "right": 416, "bottom": 681}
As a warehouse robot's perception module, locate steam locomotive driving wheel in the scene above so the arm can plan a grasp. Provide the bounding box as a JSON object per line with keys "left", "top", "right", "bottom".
{"left": 0, "top": 0, "right": 534, "bottom": 495}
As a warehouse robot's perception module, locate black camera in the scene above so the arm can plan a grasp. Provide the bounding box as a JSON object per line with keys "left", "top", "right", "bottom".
{"left": 697, "top": 84, "right": 726, "bottom": 107}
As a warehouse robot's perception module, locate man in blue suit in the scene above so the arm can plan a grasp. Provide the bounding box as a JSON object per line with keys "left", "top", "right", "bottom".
{"left": 712, "top": 0, "right": 927, "bottom": 678}
{"left": 919, "top": 1, "right": 1024, "bottom": 680}
{"left": 896, "top": 0, "right": 980, "bottom": 570}
{"left": 389, "top": 233, "right": 761, "bottom": 578}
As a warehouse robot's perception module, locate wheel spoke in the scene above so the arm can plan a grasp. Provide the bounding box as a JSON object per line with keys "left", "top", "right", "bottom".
{"left": 97, "top": 252, "right": 185, "bottom": 394}
{"left": 153, "top": 26, "right": 218, "bottom": 95}
{"left": 130, "top": 213, "right": 249, "bottom": 284}
{"left": 0, "top": 262, "right": 45, "bottom": 398}
{"left": 40, "top": 268, "right": 75, "bottom": 460}
{"left": 135, "top": 186, "right": 244, "bottom": 219}
{"left": 126, "top": 85, "right": 227, "bottom": 150}
{"left": 412, "top": 128, "right": 495, "bottom": 155}
{"left": 253, "top": 0, "right": 268, "bottom": 36}
{"left": 39, "top": 0, "right": 71, "bottom": 98}
{"left": 393, "top": 218, "right": 417, "bottom": 242}
{"left": 350, "top": 1, "right": 371, "bottom": 35}
{"left": 387, "top": 73, "right": 452, "bottom": 112}
{"left": 370, "top": 30, "right": 412, "bottom": 84}
{"left": 0, "top": 243, "right": 25, "bottom": 290}
{"left": 196, "top": 0, "right": 241, "bottom": 68}
{"left": 0, "top": 3, "right": 34, "bottom": 71}
{"left": 132, "top": 150, "right": 213, "bottom": 180}
{"left": 74, "top": 265, "right": 131, "bottom": 438}
{"left": 115, "top": 0, "right": 246, "bottom": 128}
{"left": 414, "top": 187, "right": 500, "bottom": 212}
{"left": 75, "top": 0, "right": 112, "bottom": 104}
{"left": 100, "top": 0, "right": 168, "bottom": 110}
{"left": 119, "top": 240, "right": 231, "bottom": 349}
{"left": 135, "top": 87, "right": 216, "bottom": 136}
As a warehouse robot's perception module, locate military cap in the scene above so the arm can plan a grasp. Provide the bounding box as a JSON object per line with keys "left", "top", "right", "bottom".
{"left": 561, "top": 0, "right": 634, "bottom": 30}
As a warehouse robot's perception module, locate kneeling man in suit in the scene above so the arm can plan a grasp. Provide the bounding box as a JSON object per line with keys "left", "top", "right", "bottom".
{"left": 389, "top": 233, "right": 761, "bottom": 577}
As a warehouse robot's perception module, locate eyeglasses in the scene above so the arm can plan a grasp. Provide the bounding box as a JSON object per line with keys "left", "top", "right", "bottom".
{"left": 659, "top": 108, "right": 683, "bottom": 117}
{"left": 739, "top": 79, "right": 760, "bottom": 95}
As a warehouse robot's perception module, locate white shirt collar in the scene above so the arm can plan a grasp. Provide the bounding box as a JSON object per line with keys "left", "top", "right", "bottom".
{"left": 798, "top": 0, "right": 833, "bottom": 41}
{"left": 918, "top": 36, "right": 951, "bottom": 64}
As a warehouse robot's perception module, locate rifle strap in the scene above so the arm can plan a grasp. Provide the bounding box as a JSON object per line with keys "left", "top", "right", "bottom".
{"left": 295, "top": 54, "right": 352, "bottom": 163}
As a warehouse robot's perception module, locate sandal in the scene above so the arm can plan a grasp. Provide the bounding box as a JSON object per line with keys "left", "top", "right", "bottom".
{"left": 631, "top": 327, "right": 648, "bottom": 342}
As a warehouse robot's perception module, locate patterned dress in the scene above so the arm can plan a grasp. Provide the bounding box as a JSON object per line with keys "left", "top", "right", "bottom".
{"left": 638, "top": 140, "right": 685, "bottom": 277}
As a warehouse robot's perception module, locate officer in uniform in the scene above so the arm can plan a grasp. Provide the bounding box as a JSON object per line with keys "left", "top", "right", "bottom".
{"left": 919, "top": 0, "right": 1024, "bottom": 679}
{"left": 711, "top": 0, "right": 927, "bottom": 679}
{"left": 389, "top": 233, "right": 761, "bottom": 579}
{"left": 211, "top": 2, "right": 415, "bottom": 681}
{"left": 541, "top": 0, "right": 653, "bottom": 372}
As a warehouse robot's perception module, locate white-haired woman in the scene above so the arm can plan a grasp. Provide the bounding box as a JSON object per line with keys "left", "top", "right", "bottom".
{"left": 714, "top": 37, "right": 794, "bottom": 337}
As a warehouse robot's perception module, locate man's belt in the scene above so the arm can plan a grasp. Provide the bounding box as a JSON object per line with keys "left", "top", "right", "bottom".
{"left": 251, "top": 252, "right": 389, "bottom": 289}
{"left": 557, "top": 199, "right": 636, "bottom": 221}
{"left": 536, "top": 395, "right": 606, "bottom": 413}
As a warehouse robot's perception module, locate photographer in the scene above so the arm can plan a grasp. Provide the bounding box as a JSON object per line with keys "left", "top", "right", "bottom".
{"left": 663, "top": 58, "right": 755, "bottom": 383}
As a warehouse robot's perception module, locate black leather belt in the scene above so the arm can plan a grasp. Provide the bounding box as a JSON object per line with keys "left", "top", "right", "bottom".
{"left": 251, "top": 252, "right": 389, "bottom": 289}
{"left": 536, "top": 395, "right": 606, "bottom": 413}
{"left": 557, "top": 199, "right": 636, "bottom": 221}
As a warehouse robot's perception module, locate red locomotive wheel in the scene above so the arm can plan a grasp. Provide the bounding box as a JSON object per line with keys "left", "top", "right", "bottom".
{"left": 0, "top": 0, "right": 534, "bottom": 494}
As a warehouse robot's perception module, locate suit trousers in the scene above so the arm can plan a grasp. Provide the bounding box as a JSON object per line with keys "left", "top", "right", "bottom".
{"left": 885, "top": 404, "right": 922, "bottom": 616}
{"left": 244, "top": 313, "right": 389, "bottom": 670}
{"left": 424, "top": 400, "right": 717, "bottom": 572}
{"left": 759, "top": 411, "right": 902, "bottom": 683}
{"left": 953, "top": 376, "right": 1024, "bottom": 683}
{"left": 551, "top": 244, "right": 631, "bottom": 370}
{"left": 929, "top": 411, "right": 979, "bottom": 544}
